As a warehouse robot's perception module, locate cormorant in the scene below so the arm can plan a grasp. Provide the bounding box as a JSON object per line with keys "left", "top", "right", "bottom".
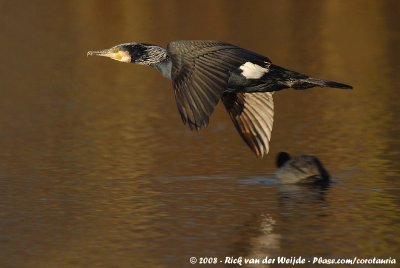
{"left": 87, "top": 40, "right": 352, "bottom": 157}
{"left": 275, "top": 152, "right": 330, "bottom": 183}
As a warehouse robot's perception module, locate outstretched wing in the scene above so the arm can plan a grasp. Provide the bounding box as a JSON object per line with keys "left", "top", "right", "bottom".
{"left": 222, "top": 92, "right": 274, "bottom": 158}
{"left": 167, "top": 40, "right": 270, "bottom": 130}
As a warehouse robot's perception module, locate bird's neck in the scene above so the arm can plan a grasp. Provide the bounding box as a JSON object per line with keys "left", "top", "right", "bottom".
{"left": 143, "top": 46, "right": 172, "bottom": 79}
{"left": 154, "top": 59, "right": 172, "bottom": 79}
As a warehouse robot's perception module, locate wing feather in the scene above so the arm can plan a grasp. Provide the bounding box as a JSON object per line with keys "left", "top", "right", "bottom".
{"left": 222, "top": 92, "right": 274, "bottom": 158}
{"left": 167, "top": 40, "right": 270, "bottom": 130}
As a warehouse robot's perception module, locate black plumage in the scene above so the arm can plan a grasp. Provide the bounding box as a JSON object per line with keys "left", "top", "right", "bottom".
{"left": 87, "top": 40, "right": 352, "bottom": 157}
{"left": 168, "top": 41, "right": 273, "bottom": 130}
{"left": 275, "top": 152, "right": 330, "bottom": 184}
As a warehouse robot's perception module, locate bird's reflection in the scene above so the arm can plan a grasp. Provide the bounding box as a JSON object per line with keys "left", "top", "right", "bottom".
{"left": 244, "top": 213, "right": 281, "bottom": 268}
{"left": 237, "top": 179, "right": 331, "bottom": 267}
{"left": 277, "top": 182, "right": 330, "bottom": 207}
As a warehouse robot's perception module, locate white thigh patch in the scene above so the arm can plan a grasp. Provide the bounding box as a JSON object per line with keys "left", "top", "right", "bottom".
{"left": 239, "top": 62, "right": 269, "bottom": 79}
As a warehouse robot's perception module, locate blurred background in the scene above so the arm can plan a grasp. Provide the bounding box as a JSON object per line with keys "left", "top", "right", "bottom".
{"left": 0, "top": 0, "right": 399, "bottom": 267}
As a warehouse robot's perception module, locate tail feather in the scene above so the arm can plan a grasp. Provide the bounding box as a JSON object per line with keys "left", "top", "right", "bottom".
{"left": 302, "top": 77, "right": 353, "bottom": 90}
{"left": 270, "top": 65, "right": 353, "bottom": 90}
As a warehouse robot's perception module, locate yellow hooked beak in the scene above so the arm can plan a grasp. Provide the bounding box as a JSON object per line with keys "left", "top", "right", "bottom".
{"left": 87, "top": 47, "right": 131, "bottom": 63}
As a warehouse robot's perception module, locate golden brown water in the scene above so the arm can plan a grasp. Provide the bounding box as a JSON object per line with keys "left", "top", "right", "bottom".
{"left": 1, "top": 1, "right": 399, "bottom": 267}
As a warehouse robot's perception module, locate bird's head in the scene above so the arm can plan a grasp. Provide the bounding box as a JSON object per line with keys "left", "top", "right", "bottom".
{"left": 276, "top": 152, "right": 291, "bottom": 168}
{"left": 87, "top": 42, "right": 156, "bottom": 65}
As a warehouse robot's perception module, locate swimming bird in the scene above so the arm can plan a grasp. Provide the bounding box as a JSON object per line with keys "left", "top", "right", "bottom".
{"left": 87, "top": 40, "right": 352, "bottom": 157}
{"left": 275, "top": 152, "right": 330, "bottom": 183}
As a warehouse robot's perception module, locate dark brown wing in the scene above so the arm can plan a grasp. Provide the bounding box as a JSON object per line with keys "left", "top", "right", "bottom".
{"left": 167, "top": 40, "right": 270, "bottom": 130}
{"left": 222, "top": 92, "right": 274, "bottom": 158}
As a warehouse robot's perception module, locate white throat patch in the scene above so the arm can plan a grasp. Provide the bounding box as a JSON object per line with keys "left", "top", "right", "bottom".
{"left": 111, "top": 51, "right": 131, "bottom": 63}
{"left": 239, "top": 62, "right": 269, "bottom": 79}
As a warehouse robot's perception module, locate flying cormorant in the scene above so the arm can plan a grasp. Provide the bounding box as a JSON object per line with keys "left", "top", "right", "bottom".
{"left": 276, "top": 152, "right": 330, "bottom": 183}
{"left": 87, "top": 40, "right": 352, "bottom": 157}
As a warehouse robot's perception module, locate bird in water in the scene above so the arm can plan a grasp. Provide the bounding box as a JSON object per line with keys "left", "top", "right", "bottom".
{"left": 87, "top": 40, "right": 352, "bottom": 157}
{"left": 275, "top": 152, "right": 330, "bottom": 184}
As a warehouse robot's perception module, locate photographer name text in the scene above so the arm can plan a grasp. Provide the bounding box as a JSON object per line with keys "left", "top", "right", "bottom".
{"left": 189, "top": 256, "right": 396, "bottom": 265}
